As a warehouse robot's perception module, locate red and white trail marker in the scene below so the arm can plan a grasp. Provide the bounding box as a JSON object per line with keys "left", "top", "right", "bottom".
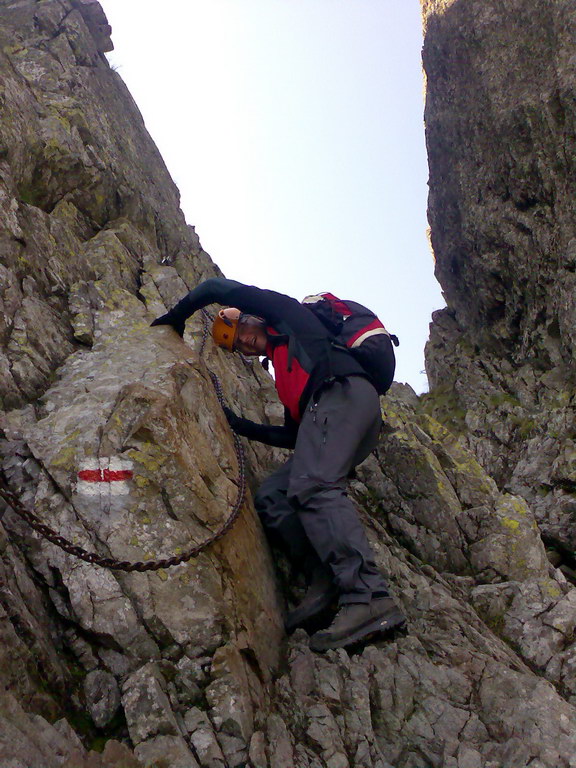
{"left": 77, "top": 458, "right": 134, "bottom": 496}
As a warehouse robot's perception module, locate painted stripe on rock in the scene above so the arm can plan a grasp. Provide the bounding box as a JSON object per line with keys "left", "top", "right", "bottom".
{"left": 78, "top": 469, "right": 133, "bottom": 482}
{"left": 77, "top": 458, "right": 134, "bottom": 496}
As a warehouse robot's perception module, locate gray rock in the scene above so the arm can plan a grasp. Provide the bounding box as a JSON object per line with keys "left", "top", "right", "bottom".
{"left": 249, "top": 730, "right": 268, "bottom": 768}
{"left": 422, "top": 0, "right": 576, "bottom": 556}
{"left": 185, "top": 708, "right": 227, "bottom": 767}
{"left": 134, "top": 735, "right": 200, "bottom": 768}
{"left": 84, "top": 669, "right": 121, "bottom": 728}
{"left": 266, "top": 714, "right": 294, "bottom": 768}
{"left": 121, "top": 662, "right": 180, "bottom": 746}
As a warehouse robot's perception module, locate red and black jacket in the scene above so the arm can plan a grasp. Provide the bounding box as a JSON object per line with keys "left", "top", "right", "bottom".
{"left": 166, "top": 278, "right": 369, "bottom": 447}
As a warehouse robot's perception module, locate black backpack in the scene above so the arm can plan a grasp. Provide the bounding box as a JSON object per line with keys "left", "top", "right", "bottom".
{"left": 302, "top": 292, "right": 399, "bottom": 395}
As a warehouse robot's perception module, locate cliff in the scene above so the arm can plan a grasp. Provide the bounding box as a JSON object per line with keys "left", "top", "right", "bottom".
{"left": 0, "top": 1, "right": 574, "bottom": 767}
{"left": 423, "top": 0, "right": 576, "bottom": 561}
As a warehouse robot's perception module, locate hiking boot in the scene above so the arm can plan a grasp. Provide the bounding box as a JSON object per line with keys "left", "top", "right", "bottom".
{"left": 309, "top": 596, "right": 405, "bottom": 652}
{"left": 285, "top": 567, "right": 338, "bottom": 634}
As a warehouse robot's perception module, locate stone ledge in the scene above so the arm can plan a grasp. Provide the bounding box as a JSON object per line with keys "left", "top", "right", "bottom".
{"left": 72, "top": 0, "right": 113, "bottom": 53}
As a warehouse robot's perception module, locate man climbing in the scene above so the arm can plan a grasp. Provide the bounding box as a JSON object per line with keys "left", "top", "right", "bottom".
{"left": 151, "top": 277, "right": 405, "bottom": 651}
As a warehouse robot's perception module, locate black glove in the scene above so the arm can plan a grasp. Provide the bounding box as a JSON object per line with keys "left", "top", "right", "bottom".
{"left": 222, "top": 406, "right": 241, "bottom": 431}
{"left": 150, "top": 311, "right": 186, "bottom": 337}
{"left": 220, "top": 407, "right": 298, "bottom": 447}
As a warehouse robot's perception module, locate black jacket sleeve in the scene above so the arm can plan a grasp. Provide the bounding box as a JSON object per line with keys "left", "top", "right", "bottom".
{"left": 166, "top": 278, "right": 245, "bottom": 320}
{"left": 223, "top": 406, "right": 298, "bottom": 449}
{"left": 163, "top": 278, "right": 362, "bottom": 394}
{"left": 167, "top": 278, "right": 330, "bottom": 339}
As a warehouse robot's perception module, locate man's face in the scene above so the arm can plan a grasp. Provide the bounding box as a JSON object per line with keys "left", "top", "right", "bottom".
{"left": 234, "top": 317, "right": 268, "bottom": 356}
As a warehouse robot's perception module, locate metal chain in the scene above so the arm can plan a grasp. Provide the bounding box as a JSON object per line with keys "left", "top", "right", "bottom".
{"left": 0, "top": 311, "right": 247, "bottom": 572}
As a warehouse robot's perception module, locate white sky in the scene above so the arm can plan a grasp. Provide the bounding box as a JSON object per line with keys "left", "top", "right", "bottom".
{"left": 103, "top": 0, "right": 444, "bottom": 393}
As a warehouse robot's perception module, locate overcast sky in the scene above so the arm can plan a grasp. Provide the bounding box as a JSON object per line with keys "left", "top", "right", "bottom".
{"left": 103, "top": 0, "right": 444, "bottom": 392}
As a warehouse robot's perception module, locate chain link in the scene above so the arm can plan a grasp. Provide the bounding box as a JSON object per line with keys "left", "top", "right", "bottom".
{"left": 0, "top": 311, "right": 247, "bottom": 572}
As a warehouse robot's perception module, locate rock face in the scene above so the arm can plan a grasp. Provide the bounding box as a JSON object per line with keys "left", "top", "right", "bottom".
{"left": 0, "top": 1, "right": 575, "bottom": 767}
{"left": 422, "top": 0, "right": 576, "bottom": 562}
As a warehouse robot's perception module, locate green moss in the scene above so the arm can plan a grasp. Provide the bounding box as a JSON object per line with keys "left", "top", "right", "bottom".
{"left": 547, "top": 391, "right": 573, "bottom": 409}
{"left": 501, "top": 517, "right": 521, "bottom": 532}
{"left": 43, "top": 137, "right": 64, "bottom": 161}
{"left": 49, "top": 111, "right": 72, "bottom": 132}
{"left": 68, "top": 662, "right": 87, "bottom": 682}
{"left": 456, "top": 337, "right": 475, "bottom": 355}
{"left": 52, "top": 445, "right": 77, "bottom": 470}
{"left": 3, "top": 45, "right": 28, "bottom": 55}
{"left": 17, "top": 180, "right": 42, "bottom": 207}
{"left": 509, "top": 414, "right": 537, "bottom": 439}
{"left": 28, "top": 647, "right": 130, "bottom": 754}
{"left": 542, "top": 581, "right": 562, "bottom": 599}
{"left": 62, "top": 717, "right": 125, "bottom": 754}
{"left": 420, "top": 383, "right": 467, "bottom": 435}
{"left": 484, "top": 612, "right": 506, "bottom": 636}
{"left": 379, "top": 401, "right": 406, "bottom": 432}
{"left": 420, "top": 413, "right": 451, "bottom": 442}
{"left": 488, "top": 392, "right": 522, "bottom": 408}
{"left": 17, "top": 344, "right": 36, "bottom": 357}
{"left": 127, "top": 443, "right": 166, "bottom": 473}
{"left": 87, "top": 736, "right": 107, "bottom": 753}
{"left": 51, "top": 430, "right": 82, "bottom": 469}
{"left": 509, "top": 497, "right": 528, "bottom": 516}
{"left": 86, "top": 710, "right": 128, "bottom": 753}
{"left": 65, "top": 709, "right": 93, "bottom": 737}
{"left": 94, "top": 191, "right": 106, "bottom": 209}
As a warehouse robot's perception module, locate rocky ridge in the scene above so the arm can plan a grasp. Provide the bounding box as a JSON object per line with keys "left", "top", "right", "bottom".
{"left": 0, "top": 1, "right": 575, "bottom": 767}
{"left": 422, "top": 0, "right": 576, "bottom": 562}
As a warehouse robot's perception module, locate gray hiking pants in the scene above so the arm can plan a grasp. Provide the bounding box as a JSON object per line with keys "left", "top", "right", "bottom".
{"left": 254, "top": 375, "right": 389, "bottom": 604}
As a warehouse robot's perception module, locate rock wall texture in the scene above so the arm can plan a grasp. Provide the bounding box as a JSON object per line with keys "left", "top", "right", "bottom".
{"left": 422, "top": 0, "right": 576, "bottom": 563}
{"left": 0, "top": 1, "right": 575, "bottom": 767}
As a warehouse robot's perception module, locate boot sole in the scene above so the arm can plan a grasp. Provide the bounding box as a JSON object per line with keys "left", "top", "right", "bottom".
{"left": 285, "top": 588, "right": 339, "bottom": 634}
{"left": 309, "top": 611, "right": 406, "bottom": 652}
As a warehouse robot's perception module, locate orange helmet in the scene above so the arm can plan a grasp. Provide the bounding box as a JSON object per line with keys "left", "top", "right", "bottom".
{"left": 212, "top": 307, "right": 241, "bottom": 351}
